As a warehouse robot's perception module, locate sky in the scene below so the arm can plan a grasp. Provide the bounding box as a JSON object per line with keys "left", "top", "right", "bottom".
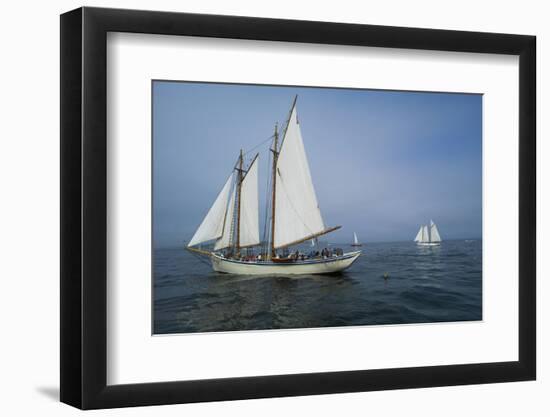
{"left": 153, "top": 81, "right": 482, "bottom": 248}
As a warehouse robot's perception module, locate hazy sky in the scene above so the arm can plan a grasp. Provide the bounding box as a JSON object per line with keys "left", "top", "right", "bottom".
{"left": 153, "top": 81, "right": 482, "bottom": 248}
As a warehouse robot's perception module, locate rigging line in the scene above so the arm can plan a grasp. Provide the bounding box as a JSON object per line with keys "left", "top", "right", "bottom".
{"left": 243, "top": 134, "right": 275, "bottom": 156}
{"left": 188, "top": 250, "right": 212, "bottom": 267}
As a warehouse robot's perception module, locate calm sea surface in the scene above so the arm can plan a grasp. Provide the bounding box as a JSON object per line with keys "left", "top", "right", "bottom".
{"left": 153, "top": 240, "right": 482, "bottom": 334}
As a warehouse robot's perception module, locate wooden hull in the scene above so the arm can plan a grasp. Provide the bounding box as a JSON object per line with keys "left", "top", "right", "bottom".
{"left": 211, "top": 251, "right": 361, "bottom": 275}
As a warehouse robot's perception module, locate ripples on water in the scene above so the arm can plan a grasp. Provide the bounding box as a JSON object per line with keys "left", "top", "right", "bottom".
{"left": 153, "top": 240, "right": 482, "bottom": 334}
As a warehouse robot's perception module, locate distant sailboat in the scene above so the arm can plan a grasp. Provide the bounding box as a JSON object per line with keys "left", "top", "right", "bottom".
{"left": 351, "top": 232, "right": 362, "bottom": 247}
{"left": 414, "top": 220, "right": 442, "bottom": 246}
{"left": 186, "top": 96, "right": 361, "bottom": 274}
{"left": 311, "top": 239, "right": 316, "bottom": 247}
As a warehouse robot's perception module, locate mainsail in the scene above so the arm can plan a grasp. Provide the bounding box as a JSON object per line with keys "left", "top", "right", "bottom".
{"left": 188, "top": 173, "right": 234, "bottom": 247}
{"left": 353, "top": 232, "right": 359, "bottom": 245}
{"left": 273, "top": 103, "right": 332, "bottom": 249}
{"left": 238, "top": 155, "right": 260, "bottom": 247}
{"left": 430, "top": 220, "right": 441, "bottom": 243}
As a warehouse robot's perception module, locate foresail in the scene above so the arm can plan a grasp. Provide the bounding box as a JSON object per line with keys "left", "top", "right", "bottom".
{"left": 274, "top": 104, "right": 325, "bottom": 249}
{"left": 188, "top": 174, "right": 233, "bottom": 247}
{"left": 239, "top": 155, "right": 260, "bottom": 247}
{"left": 430, "top": 221, "right": 441, "bottom": 243}
{"left": 214, "top": 185, "right": 236, "bottom": 250}
{"left": 414, "top": 227, "right": 423, "bottom": 242}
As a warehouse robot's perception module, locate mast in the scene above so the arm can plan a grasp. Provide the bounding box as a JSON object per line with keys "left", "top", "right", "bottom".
{"left": 270, "top": 124, "right": 279, "bottom": 258}
{"left": 236, "top": 149, "right": 243, "bottom": 252}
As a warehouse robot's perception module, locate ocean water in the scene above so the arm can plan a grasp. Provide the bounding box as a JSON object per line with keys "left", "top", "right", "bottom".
{"left": 153, "top": 240, "right": 482, "bottom": 334}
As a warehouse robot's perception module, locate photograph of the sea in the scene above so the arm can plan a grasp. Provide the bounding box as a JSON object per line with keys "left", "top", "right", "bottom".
{"left": 153, "top": 240, "right": 482, "bottom": 334}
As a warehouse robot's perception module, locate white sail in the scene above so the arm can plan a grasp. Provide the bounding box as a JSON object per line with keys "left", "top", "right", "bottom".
{"left": 421, "top": 225, "right": 429, "bottom": 243}
{"left": 188, "top": 174, "right": 233, "bottom": 247}
{"left": 238, "top": 155, "right": 260, "bottom": 247}
{"left": 414, "top": 227, "right": 423, "bottom": 242}
{"left": 311, "top": 239, "right": 315, "bottom": 247}
{"left": 430, "top": 220, "right": 441, "bottom": 243}
{"left": 214, "top": 185, "right": 236, "bottom": 250}
{"left": 353, "top": 232, "right": 359, "bottom": 245}
{"left": 273, "top": 104, "right": 326, "bottom": 249}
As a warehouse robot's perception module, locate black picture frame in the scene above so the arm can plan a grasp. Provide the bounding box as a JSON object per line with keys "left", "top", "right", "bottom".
{"left": 60, "top": 6, "right": 536, "bottom": 410}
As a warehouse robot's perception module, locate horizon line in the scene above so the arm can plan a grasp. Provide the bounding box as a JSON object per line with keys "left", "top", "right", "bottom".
{"left": 155, "top": 237, "right": 482, "bottom": 250}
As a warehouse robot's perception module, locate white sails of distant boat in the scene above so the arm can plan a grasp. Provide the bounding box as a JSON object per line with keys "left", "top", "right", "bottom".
{"left": 414, "top": 220, "right": 442, "bottom": 246}
{"left": 351, "top": 232, "right": 362, "bottom": 247}
{"left": 186, "top": 96, "right": 361, "bottom": 275}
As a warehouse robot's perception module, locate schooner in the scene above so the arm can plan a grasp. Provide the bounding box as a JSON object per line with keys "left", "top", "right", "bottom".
{"left": 186, "top": 97, "right": 361, "bottom": 275}
{"left": 414, "top": 220, "right": 442, "bottom": 246}
{"left": 351, "top": 232, "right": 362, "bottom": 247}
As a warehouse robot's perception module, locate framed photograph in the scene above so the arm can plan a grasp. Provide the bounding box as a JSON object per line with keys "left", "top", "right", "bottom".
{"left": 60, "top": 6, "right": 536, "bottom": 409}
